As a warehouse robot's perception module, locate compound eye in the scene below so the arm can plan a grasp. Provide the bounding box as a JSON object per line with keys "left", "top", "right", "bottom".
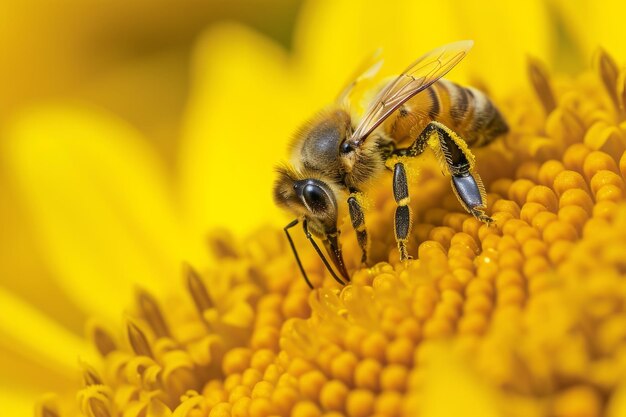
{"left": 302, "top": 183, "right": 329, "bottom": 213}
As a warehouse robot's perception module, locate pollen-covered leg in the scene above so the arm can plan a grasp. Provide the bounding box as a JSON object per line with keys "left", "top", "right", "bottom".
{"left": 397, "top": 121, "right": 491, "bottom": 223}
{"left": 392, "top": 162, "right": 412, "bottom": 261}
{"left": 347, "top": 193, "right": 369, "bottom": 264}
{"left": 392, "top": 123, "right": 435, "bottom": 157}
{"left": 426, "top": 121, "right": 492, "bottom": 223}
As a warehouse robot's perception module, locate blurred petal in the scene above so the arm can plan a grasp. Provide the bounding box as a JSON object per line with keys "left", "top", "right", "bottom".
{"left": 0, "top": 389, "right": 53, "bottom": 417}
{"left": 550, "top": 0, "right": 626, "bottom": 66}
{"left": 0, "top": 287, "right": 87, "bottom": 416}
{"left": 0, "top": 0, "right": 300, "bottom": 118}
{"left": 180, "top": 23, "right": 301, "bottom": 236}
{"left": 587, "top": 0, "right": 626, "bottom": 60}
{"left": 3, "top": 105, "right": 189, "bottom": 320}
{"left": 608, "top": 380, "right": 626, "bottom": 417}
{"left": 296, "top": 0, "right": 551, "bottom": 93}
{"left": 78, "top": 48, "right": 191, "bottom": 162}
{"left": 451, "top": 0, "right": 552, "bottom": 93}
{"left": 294, "top": 0, "right": 459, "bottom": 78}
{"left": 0, "top": 170, "right": 86, "bottom": 333}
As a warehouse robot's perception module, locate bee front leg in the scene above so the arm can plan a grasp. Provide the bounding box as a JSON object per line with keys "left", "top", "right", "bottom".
{"left": 347, "top": 192, "right": 369, "bottom": 264}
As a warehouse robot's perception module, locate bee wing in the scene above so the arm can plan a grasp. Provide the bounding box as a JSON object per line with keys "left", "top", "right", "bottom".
{"left": 349, "top": 40, "right": 473, "bottom": 146}
{"left": 337, "top": 49, "right": 384, "bottom": 105}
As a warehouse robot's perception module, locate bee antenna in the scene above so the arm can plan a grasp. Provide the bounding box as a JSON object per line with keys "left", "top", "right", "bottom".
{"left": 284, "top": 219, "right": 314, "bottom": 289}
{"left": 283, "top": 219, "right": 348, "bottom": 289}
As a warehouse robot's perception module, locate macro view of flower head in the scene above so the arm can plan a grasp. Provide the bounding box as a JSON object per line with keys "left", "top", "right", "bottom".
{"left": 1, "top": 0, "right": 626, "bottom": 416}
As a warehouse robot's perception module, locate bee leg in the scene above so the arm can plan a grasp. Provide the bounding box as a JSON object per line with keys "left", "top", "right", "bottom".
{"left": 347, "top": 192, "right": 369, "bottom": 264}
{"left": 450, "top": 173, "right": 492, "bottom": 223}
{"left": 392, "top": 123, "right": 436, "bottom": 157}
{"left": 302, "top": 220, "right": 348, "bottom": 286}
{"left": 426, "top": 121, "right": 492, "bottom": 223}
{"left": 393, "top": 121, "right": 491, "bottom": 223}
{"left": 392, "top": 162, "right": 412, "bottom": 261}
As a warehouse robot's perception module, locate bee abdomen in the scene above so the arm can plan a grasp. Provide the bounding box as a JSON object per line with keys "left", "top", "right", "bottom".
{"left": 435, "top": 80, "right": 508, "bottom": 147}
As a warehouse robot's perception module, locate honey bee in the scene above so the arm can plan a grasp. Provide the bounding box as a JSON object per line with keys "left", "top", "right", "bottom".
{"left": 273, "top": 41, "right": 508, "bottom": 288}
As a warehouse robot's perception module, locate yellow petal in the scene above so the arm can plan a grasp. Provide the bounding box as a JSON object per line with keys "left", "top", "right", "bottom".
{"left": 0, "top": 286, "right": 88, "bottom": 415}
{"left": 451, "top": 0, "right": 552, "bottom": 94}
{"left": 3, "top": 104, "right": 191, "bottom": 320}
{"left": 296, "top": 0, "right": 551, "bottom": 93}
{"left": 180, "top": 23, "right": 301, "bottom": 237}
{"left": 0, "top": 286, "right": 88, "bottom": 377}
{"left": 0, "top": 169, "right": 86, "bottom": 333}
{"left": 550, "top": 0, "right": 626, "bottom": 65}
{"left": 590, "top": 0, "right": 626, "bottom": 61}
{"left": 0, "top": 0, "right": 299, "bottom": 119}
{"left": 2, "top": 389, "right": 56, "bottom": 417}
{"left": 294, "top": 0, "right": 458, "bottom": 78}
{"left": 79, "top": 48, "right": 193, "bottom": 156}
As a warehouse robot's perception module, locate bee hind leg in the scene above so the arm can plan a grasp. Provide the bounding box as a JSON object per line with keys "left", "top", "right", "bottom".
{"left": 394, "top": 121, "right": 492, "bottom": 224}
{"left": 451, "top": 173, "right": 492, "bottom": 224}
{"left": 426, "top": 121, "right": 491, "bottom": 223}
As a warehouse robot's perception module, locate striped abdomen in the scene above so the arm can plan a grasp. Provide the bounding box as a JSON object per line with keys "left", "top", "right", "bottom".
{"left": 385, "top": 79, "right": 508, "bottom": 147}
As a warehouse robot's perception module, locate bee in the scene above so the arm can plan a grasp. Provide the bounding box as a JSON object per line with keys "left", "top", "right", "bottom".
{"left": 273, "top": 41, "right": 508, "bottom": 288}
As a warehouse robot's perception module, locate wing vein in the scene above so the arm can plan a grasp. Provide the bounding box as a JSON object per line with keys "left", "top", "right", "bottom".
{"left": 348, "top": 41, "right": 473, "bottom": 147}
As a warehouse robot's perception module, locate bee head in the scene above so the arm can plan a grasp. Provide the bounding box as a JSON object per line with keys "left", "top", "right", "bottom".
{"left": 273, "top": 166, "right": 339, "bottom": 233}
{"left": 274, "top": 165, "right": 349, "bottom": 280}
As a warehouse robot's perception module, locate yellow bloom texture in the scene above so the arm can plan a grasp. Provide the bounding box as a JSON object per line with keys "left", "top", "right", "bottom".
{"left": 34, "top": 47, "right": 626, "bottom": 416}
{"left": 4, "top": 1, "right": 626, "bottom": 417}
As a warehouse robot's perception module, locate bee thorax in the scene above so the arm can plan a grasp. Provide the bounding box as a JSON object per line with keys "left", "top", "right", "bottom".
{"left": 292, "top": 109, "right": 352, "bottom": 181}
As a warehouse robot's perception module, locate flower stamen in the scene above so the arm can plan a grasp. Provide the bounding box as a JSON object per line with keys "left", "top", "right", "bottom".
{"left": 87, "top": 322, "right": 117, "bottom": 357}
{"left": 35, "top": 395, "right": 62, "bottom": 417}
{"left": 185, "top": 264, "right": 214, "bottom": 314}
{"left": 595, "top": 48, "right": 622, "bottom": 115}
{"left": 81, "top": 362, "right": 103, "bottom": 386}
{"left": 126, "top": 319, "right": 154, "bottom": 358}
{"left": 528, "top": 56, "right": 557, "bottom": 114}
{"left": 136, "top": 289, "right": 170, "bottom": 339}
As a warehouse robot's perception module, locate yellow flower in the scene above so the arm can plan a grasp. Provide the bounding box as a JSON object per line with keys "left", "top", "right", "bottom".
{"left": 27, "top": 51, "right": 626, "bottom": 416}
{"left": 3, "top": 0, "right": 626, "bottom": 416}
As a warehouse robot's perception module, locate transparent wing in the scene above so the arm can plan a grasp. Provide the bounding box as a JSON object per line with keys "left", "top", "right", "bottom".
{"left": 336, "top": 49, "right": 384, "bottom": 105}
{"left": 349, "top": 40, "right": 473, "bottom": 146}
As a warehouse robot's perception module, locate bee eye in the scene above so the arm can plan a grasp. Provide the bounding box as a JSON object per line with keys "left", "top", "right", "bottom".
{"left": 302, "top": 184, "right": 328, "bottom": 212}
